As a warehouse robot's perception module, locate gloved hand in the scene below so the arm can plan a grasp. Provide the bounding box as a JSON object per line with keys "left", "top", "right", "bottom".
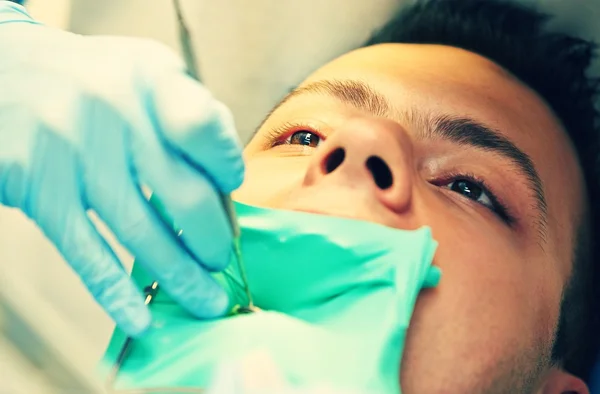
{"left": 0, "top": 3, "right": 244, "bottom": 336}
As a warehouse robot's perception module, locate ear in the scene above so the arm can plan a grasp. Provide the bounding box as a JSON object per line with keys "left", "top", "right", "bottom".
{"left": 538, "top": 367, "right": 589, "bottom": 394}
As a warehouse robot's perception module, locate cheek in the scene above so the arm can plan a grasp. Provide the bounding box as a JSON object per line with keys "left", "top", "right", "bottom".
{"left": 400, "top": 215, "right": 562, "bottom": 392}
{"left": 233, "top": 155, "right": 311, "bottom": 207}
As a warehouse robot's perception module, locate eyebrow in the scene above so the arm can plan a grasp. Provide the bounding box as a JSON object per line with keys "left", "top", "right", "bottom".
{"left": 269, "top": 80, "right": 391, "bottom": 118}
{"left": 264, "top": 79, "right": 548, "bottom": 232}
{"left": 424, "top": 114, "right": 548, "bottom": 231}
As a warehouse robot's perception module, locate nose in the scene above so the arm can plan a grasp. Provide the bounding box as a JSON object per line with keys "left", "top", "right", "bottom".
{"left": 303, "top": 117, "right": 415, "bottom": 213}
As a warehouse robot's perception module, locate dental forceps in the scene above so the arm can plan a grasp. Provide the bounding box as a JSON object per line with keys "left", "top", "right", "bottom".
{"left": 172, "top": 0, "right": 254, "bottom": 312}
{"left": 105, "top": 2, "right": 257, "bottom": 391}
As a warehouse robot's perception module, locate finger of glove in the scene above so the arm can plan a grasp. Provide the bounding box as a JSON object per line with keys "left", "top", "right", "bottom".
{"left": 82, "top": 112, "right": 229, "bottom": 318}
{"left": 56, "top": 208, "right": 152, "bottom": 337}
{"left": 132, "top": 130, "right": 234, "bottom": 272}
{"left": 90, "top": 171, "right": 230, "bottom": 318}
{"left": 150, "top": 72, "right": 244, "bottom": 193}
{"left": 26, "top": 133, "right": 152, "bottom": 336}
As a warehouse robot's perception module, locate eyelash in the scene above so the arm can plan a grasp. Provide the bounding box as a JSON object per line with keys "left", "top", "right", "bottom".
{"left": 433, "top": 171, "right": 515, "bottom": 225}
{"left": 266, "top": 123, "right": 515, "bottom": 225}
{"left": 267, "top": 122, "right": 326, "bottom": 147}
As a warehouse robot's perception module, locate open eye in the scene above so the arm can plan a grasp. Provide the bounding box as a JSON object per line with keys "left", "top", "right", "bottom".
{"left": 446, "top": 179, "right": 494, "bottom": 209}
{"left": 437, "top": 175, "right": 514, "bottom": 225}
{"left": 267, "top": 121, "right": 327, "bottom": 149}
{"left": 287, "top": 130, "right": 322, "bottom": 147}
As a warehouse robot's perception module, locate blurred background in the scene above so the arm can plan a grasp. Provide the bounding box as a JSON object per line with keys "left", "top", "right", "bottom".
{"left": 3, "top": 0, "right": 600, "bottom": 381}
{"left": 28, "top": 0, "right": 405, "bottom": 142}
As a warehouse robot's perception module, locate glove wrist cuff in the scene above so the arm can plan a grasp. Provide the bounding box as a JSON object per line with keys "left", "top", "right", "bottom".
{"left": 0, "top": 1, "right": 38, "bottom": 26}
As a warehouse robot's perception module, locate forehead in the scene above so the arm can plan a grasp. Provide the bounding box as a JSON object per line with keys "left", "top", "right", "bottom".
{"left": 294, "top": 43, "right": 585, "bottom": 269}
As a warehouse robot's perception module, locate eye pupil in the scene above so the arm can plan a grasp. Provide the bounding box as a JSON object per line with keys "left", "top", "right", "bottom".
{"left": 451, "top": 180, "right": 482, "bottom": 200}
{"left": 290, "top": 131, "right": 320, "bottom": 147}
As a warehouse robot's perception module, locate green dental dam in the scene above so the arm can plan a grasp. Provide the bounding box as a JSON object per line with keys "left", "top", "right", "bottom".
{"left": 102, "top": 202, "right": 441, "bottom": 393}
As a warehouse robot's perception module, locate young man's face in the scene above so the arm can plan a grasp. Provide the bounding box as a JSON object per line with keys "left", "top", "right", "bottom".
{"left": 233, "top": 44, "right": 588, "bottom": 393}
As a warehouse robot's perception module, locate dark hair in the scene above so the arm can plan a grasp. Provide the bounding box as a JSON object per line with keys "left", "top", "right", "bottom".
{"left": 365, "top": 0, "right": 600, "bottom": 381}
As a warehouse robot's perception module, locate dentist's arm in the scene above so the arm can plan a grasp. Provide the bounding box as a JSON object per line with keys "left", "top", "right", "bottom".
{"left": 0, "top": 2, "right": 243, "bottom": 336}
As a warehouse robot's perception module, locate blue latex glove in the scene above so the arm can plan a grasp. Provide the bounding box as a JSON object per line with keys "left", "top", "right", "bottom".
{"left": 0, "top": 3, "right": 244, "bottom": 336}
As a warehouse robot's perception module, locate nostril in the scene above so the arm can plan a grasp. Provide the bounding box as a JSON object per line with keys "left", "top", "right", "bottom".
{"left": 324, "top": 148, "right": 345, "bottom": 174}
{"left": 366, "top": 156, "right": 393, "bottom": 189}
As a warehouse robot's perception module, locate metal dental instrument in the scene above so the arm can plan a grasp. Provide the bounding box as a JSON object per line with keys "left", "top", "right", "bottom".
{"left": 107, "top": 283, "right": 207, "bottom": 393}
{"left": 106, "top": 5, "right": 257, "bottom": 389}
{"left": 172, "top": 0, "right": 255, "bottom": 312}
{"left": 105, "top": 281, "right": 159, "bottom": 390}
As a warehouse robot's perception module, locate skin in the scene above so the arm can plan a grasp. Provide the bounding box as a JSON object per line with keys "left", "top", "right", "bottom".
{"left": 233, "top": 44, "right": 588, "bottom": 393}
